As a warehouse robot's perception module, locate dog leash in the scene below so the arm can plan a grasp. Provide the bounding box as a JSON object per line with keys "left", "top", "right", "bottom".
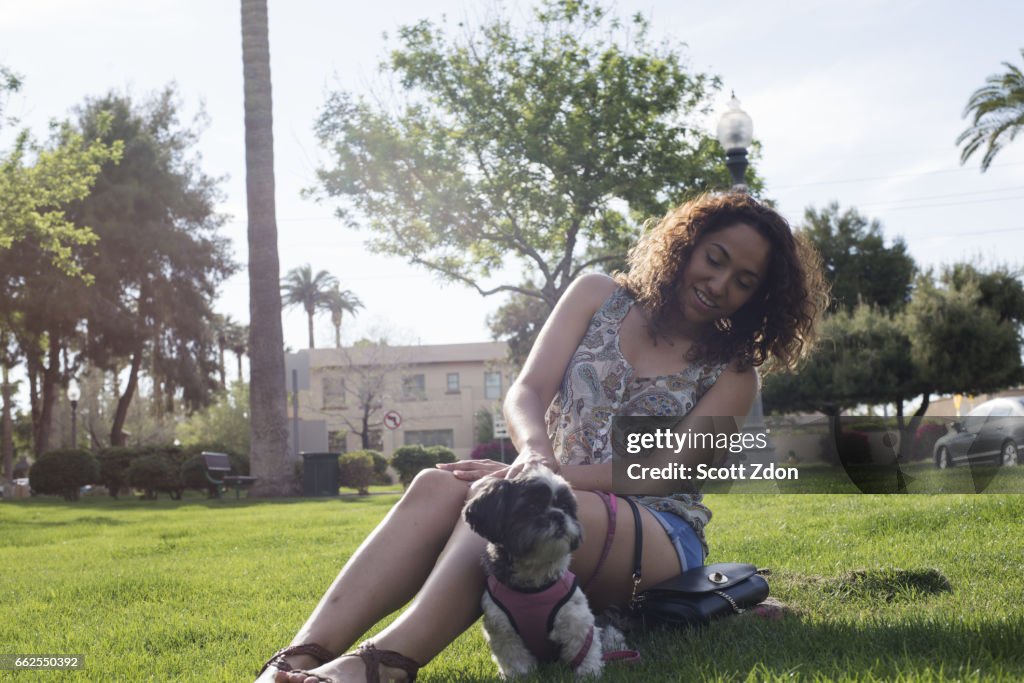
{"left": 579, "top": 491, "right": 641, "bottom": 665}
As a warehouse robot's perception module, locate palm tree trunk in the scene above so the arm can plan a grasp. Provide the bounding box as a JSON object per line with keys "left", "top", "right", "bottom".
{"left": 307, "top": 311, "right": 315, "bottom": 349}
{"left": 334, "top": 322, "right": 341, "bottom": 349}
{"left": 242, "top": 0, "right": 296, "bottom": 496}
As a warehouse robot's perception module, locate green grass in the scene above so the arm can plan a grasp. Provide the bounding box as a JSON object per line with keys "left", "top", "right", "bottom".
{"left": 1, "top": 491, "right": 1022, "bottom": 682}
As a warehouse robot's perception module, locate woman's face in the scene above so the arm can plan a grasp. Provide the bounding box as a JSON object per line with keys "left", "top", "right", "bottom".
{"left": 678, "top": 222, "right": 771, "bottom": 326}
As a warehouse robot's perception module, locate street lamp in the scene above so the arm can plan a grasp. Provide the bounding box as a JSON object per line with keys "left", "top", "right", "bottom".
{"left": 716, "top": 92, "right": 754, "bottom": 191}
{"left": 67, "top": 381, "right": 80, "bottom": 449}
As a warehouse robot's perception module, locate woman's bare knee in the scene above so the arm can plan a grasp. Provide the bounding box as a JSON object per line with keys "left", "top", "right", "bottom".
{"left": 402, "top": 468, "right": 471, "bottom": 512}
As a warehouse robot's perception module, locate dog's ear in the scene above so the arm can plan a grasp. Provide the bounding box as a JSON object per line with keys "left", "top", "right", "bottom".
{"left": 463, "top": 478, "right": 511, "bottom": 543}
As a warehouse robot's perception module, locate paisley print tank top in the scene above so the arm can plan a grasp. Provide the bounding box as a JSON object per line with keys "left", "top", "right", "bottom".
{"left": 546, "top": 286, "right": 726, "bottom": 553}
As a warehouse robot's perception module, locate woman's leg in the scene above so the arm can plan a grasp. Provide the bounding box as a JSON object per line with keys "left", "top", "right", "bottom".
{"left": 281, "top": 489, "right": 682, "bottom": 682}
{"left": 259, "top": 469, "right": 471, "bottom": 679}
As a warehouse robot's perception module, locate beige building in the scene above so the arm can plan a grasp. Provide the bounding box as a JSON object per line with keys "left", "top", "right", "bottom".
{"left": 287, "top": 342, "right": 515, "bottom": 459}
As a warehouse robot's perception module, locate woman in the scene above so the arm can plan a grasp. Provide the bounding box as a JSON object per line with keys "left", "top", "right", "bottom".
{"left": 259, "top": 192, "right": 826, "bottom": 683}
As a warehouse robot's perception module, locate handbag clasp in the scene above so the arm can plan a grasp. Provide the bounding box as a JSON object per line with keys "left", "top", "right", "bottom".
{"left": 709, "top": 571, "right": 728, "bottom": 584}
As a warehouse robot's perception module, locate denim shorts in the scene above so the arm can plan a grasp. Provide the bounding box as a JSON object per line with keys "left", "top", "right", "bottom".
{"left": 640, "top": 505, "right": 705, "bottom": 573}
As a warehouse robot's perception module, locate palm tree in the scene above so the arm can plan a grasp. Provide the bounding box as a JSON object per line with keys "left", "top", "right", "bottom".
{"left": 241, "top": 0, "right": 293, "bottom": 496}
{"left": 227, "top": 322, "right": 249, "bottom": 382}
{"left": 322, "top": 286, "right": 364, "bottom": 348}
{"left": 280, "top": 264, "right": 338, "bottom": 349}
{"left": 958, "top": 49, "right": 1024, "bottom": 172}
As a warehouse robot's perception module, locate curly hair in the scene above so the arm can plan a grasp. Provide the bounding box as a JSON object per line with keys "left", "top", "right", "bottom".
{"left": 614, "top": 192, "right": 828, "bottom": 372}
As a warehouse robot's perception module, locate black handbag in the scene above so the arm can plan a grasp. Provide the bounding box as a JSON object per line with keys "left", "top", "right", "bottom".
{"left": 622, "top": 497, "right": 770, "bottom": 628}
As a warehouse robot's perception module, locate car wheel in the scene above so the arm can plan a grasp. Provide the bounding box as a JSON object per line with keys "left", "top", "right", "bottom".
{"left": 936, "top": 446, "right": 951, "bottom": 469}
{"left": 1002, "top": 441, "right": 1018, "bottom": 466}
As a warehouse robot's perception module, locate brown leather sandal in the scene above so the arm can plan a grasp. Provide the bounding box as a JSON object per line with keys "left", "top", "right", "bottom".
{"left": 340, "top": 641, "right": 421, "bottom": 683}
{"left": 258, "top": 643, "right": 335, "bottom": 680}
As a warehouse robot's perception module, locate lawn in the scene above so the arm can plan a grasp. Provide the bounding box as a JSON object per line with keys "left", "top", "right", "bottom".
{"left": 1, "top": 487, "right": 1022, "bottom": 682}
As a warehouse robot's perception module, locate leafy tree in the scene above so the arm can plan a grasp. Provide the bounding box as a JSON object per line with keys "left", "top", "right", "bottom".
{"left": 312, "top": 0, "right": 753, "bottom": 328}
{"left": 242, "top": 0, "right": 293, "bottom": 496}
{"left": 280, "top": 264, "right": 339, "bottom": 348}
{"left": 957, "top": 49, "right": 1024, "bottom": 172}
{"left": 67, "top": 89, "right": 235, "bottom": 446}
{"left": 322, "top": 285, "right": 363, "bottom": 348}
{"left": 799, "top": 203, "right": 914, "bottom": 312}
{"left": 487, "top": 290, "right": 553, "bottom": 367}
{"left": 176, "top": 381, "right": 251, "bottom": 456}
{"left": 906, "top": 269, "right": 1024, "bottom": 400}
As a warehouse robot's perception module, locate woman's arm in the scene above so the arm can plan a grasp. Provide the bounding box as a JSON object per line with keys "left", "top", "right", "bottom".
{"left": 503, "top": 273, "right": 618, "bottom": 474}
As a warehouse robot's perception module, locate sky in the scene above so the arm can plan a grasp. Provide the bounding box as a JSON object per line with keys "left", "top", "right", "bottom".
{"left": 2, "top": 0, "right": 1024, "bottom": 359}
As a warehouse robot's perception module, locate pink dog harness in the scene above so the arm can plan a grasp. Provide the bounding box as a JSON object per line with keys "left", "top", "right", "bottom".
{"left": 483, "top": 491, "right": 639, "bottom": 669}
{"left": 485, "top": 570, "right": 585, "bottom": 665}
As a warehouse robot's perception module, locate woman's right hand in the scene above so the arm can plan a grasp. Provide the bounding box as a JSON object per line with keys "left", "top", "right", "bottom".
{"left": 435, "top": 459, "right": 509, "bottom": 482}
{"left": 504, "top": 448, "right": 560, "bottom": 480}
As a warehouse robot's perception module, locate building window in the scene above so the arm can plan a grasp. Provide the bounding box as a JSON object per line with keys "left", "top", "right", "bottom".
{"left": 328, "top": 430, "right": 348, "bottom": 452}
{"left": 446, "top": 373, "right": 460, "bottom": 393}
{"left": 367, "top": 429, "right": 384, "bottom": 451}
{"left": 322, "top": 376, "right": 346, "bottom": 409}
{"left": 404, "top": 429, "right": 455, "bottom": 449}
{"left": 484, "top": 371, "right": 502, "bottom": 400}
{"left": 402, "top": 374, "right": 426, "bottom": 401}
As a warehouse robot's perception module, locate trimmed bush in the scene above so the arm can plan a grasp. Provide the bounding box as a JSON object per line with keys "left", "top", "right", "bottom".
{"left": 353, "top": 449, "right": 391, "bottom": 485}
{"left": 392, "top": 445, "right": 435, "bottom": 488}
{"left": 426, "top": 445, "right": 456, "bottom": 465}
{"left": 338, "top": 451, "right": 376, "bottom": 495}
{"left": 127, "top": 454, "right": 184, "bottom": 500}
{"left": 95, "top": 446, "right": 138, "bottom": 498}
{"left": 470, "top": 439, "right": 517, "bottom": 463}
{"left": 29, "top": 449, "right": 99, "bottom": 501}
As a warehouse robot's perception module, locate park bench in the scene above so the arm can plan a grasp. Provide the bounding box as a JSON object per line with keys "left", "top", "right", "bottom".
{"left": 203, "top": 451, "right": 258, "bottom": 500}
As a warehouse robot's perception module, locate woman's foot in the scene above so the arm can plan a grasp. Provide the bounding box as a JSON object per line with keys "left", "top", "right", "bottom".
{"left": 275, "top": 643, "right": 420, "bottom": 683}
{"left": 255, "top": 645, "right": 334, "bottom": 683}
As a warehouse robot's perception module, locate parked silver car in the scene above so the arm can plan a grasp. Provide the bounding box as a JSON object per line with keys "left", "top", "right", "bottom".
{"left": 934, "top": 397, "right": 1024, "bottom": 468}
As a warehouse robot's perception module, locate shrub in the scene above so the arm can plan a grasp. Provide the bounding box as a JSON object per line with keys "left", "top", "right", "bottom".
{"left": 95, "top": 446, "right": 138, "bottom": 498}
{"left": 29, "top": 449, "right": 99, "bottom": 501}
{"left": 127, "top": 454, "right": 184, "bottom": 500}
{"left": 353, "top": 449, "right": 391, "bottom": 485}
{"left": 426, "top": 445, "right": 456, "bottom": 465}
{"left": 913, "top": 422, "right": 949, "bottom": 461}
{"left": 470, "top": 439, "right": 517, "bottom": 463}
{"left": 338, "top": 451, "right": 376, "bottom": 495}
{"left": 392, "top": 445, "right": 435, "bottom": 488}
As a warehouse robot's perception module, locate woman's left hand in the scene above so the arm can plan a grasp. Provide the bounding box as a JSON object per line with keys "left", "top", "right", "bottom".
{"left": 435, "top": 459, "right": 509, "bottom": 482}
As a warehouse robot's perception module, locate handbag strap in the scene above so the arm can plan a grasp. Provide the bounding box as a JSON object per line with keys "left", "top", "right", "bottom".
{"left": 623, "top": 496, "right": 644, "bottom": 610}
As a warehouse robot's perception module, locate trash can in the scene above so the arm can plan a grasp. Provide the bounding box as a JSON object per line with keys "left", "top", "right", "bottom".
{"left": 302, "top": 452, "right": 340, "bottom": 497}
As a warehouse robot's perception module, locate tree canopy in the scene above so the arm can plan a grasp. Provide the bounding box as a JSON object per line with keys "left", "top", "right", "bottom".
{"left": 799, "top": 202, "right": 914, "bottom": 312}
{"left": 312, "top": 0, "right": 754, "bottom": 319}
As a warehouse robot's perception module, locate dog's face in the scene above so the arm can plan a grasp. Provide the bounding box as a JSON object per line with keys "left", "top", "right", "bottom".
{"left": 463, "top": 468, "right": 583, "bottom": 560}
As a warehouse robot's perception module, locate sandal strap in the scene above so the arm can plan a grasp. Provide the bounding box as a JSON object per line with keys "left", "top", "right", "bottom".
{"left": 259, "top": 643, "right": 335, "bottom": 676}
{"left": 345, "top": 642, "right": 421, "bottom": 683}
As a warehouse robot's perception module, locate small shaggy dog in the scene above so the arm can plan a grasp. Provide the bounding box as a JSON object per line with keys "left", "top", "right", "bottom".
{"left": 463, "top": 467, "right": 627, "bottom": 678}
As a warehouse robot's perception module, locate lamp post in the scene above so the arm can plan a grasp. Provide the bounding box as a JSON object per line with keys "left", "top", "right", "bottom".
{"left": 716, "top": 92, "right": 754, "bottom": 191}
{"left": 67, "top": 381, "right": 80, "bottom": 449}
